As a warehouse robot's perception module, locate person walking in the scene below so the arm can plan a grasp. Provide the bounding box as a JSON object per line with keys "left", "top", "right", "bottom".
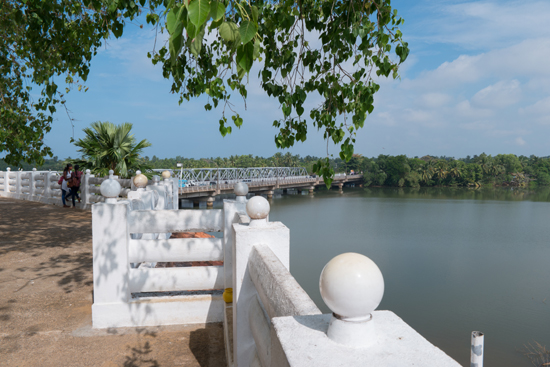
{"left": 60, "top": 164, "right": 75, "bottom": 208}
{"left": 71, "top": 165, "right": 82, "bottom": 204}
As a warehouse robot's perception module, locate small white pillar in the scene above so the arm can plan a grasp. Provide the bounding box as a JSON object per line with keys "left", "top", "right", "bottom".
{"left": 471, "top": 331, "right": 484, "bottom": 367}
{"left": 44, "top": 171, "right": 53, "bottom": 203}
{"left": 81, "top": 169, "right": 91, "bottom": 209}
{"left": 223, "top": 182, "right": 249, "bottom": 289}
{"left": 3, "top": 168, "right": 9, "bottom": 193}
{"left": 320, "top": 253, "right": 384, "bottom": 348}
{"left": 232, "top": 196, "right": 290, "bottom": 366}
{"left": 15, "top": 170, "right": 22, "bottom": 198}
{"left": 29, "top": 168, "right": 37, "bottom": 199}
{"left": 92, "top": 172, "right": 130, "bottom": 327}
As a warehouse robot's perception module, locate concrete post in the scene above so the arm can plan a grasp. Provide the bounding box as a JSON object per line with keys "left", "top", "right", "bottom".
{"left": 30, "top": 168, "right": 37, "bottom": 199}
{"left": 81, "top": 170, "right": 91, "bottom": 209}
{"left": 3, "top": 168, "right": 9, "bottom": 193}
{"left": 232, "top": 196, "right": 290, "bottom": 367}
{"left": 92, "top": 172, "right": 129, "bottom": 327}
{"left": 15, "top": 170, "right": 21, "bottom": 198}
{"left": 44, "top": 171, "right": 52, "bottom": 203}
{"left": 471, "top": 331, "right": 484, "bottom": 367}
{"left": 223, "top": 183, "right": 248, "bottom": 289}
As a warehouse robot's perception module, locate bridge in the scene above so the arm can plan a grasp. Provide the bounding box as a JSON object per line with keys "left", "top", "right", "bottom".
{"left": 153, "top": 167, "right": 364, "bottom": 206}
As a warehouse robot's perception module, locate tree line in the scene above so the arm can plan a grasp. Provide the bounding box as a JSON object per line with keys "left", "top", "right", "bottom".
{"left": 2, "top": 153, "right": 550, "bottom": 187}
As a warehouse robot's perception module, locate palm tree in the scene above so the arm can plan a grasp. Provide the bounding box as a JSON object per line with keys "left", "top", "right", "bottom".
{"left": 72, "top": 121, "right": 151, "bottom": 178}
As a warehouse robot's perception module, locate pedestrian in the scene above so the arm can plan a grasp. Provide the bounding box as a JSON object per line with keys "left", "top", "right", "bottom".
{"left": 60, "top": 164, "right": 74, "bottom": 208}
{"left": 71, "top": 165, "right": 82, "bottom": 204}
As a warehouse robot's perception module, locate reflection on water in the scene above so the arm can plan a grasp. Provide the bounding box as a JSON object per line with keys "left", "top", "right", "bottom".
{"left": 267, "top": 187, "right": 550, "bottom": 367}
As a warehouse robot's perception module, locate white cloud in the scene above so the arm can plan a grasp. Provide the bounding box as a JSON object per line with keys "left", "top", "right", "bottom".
{"left": 471, "top": 80, "right": 521, "bottom": 108}
{"left": 522, "top": 96, "right": 550, "bottom": 124}
{"left": 415, "top": 1, "right": 550, "bottom": 49}
{"left": 419, "top": 93, "right": 452, "bottom": 108}
{"left": 515, "top": 137, "right": 526, "bottom": 146}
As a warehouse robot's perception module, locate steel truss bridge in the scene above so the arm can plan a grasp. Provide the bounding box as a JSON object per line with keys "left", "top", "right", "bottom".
{"left": 155, "top": 167, "right": 309, "bottom": 182}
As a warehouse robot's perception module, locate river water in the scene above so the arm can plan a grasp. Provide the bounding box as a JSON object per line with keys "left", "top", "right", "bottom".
{"left": 264, "top": 187, "right": 550, "bottom": 367}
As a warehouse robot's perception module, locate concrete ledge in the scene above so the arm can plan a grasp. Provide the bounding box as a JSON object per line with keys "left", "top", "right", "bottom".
{"left": 92, "top": 294, "right": 224, "bottom": 328}
{"left": 272, "top": 310, "right": 461, "bottom": 367}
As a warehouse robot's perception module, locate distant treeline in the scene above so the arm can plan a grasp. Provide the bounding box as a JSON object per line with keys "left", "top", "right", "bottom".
{"left": 2, "top": 152, "right": 550, "bottom": 186}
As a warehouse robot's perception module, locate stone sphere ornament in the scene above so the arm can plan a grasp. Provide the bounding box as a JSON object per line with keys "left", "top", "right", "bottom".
{"left": 246, "top": 195, "right": 270, "bottom": 226}
{"left": 133, "top": 173, "right": 148, "bottom": 189}
{"left": 234, "top": 182, "right": 249, "bottom": 197}
{"left": 162, "top": 170, "right": 171, "bottom": 179}
{"left": 100, "top": 170, "right": 122, "bottom": 204}
{"left": 319, "top": 252, "right": 385, "bottom": 347}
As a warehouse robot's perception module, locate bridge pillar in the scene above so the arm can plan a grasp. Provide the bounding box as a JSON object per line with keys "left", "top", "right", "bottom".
{"left": 296, "top": 188, "right": 302, "bottom": 195}
{"left": 193, "top": 200, "right": 200, "bottom": 208}
{"left": 206, "top": 196, "right": 215, "bottom": 208}
{"left": 338, "top": 183, "right": 344, "bottom": 194}
{"left": 308, "top": 186, "right": 315, "bottom": 195}
{"left": 282, "top": 188, "right": 287, "bottom": 194}
{"left": 266, "top": 190, "right": 274, "bottom": 199}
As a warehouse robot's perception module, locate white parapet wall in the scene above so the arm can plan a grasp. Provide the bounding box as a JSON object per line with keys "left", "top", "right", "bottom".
{"left": 228, "top": 196, "right": 462, "bottom": 367}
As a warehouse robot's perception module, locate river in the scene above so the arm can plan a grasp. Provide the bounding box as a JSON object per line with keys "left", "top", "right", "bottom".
{"left": 266, "top": 186, "right": 550, "bottom": 367}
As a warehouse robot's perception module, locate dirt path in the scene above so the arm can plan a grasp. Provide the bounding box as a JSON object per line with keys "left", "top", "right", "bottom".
{"left": 0, "top": 197, "right": 226, "bottom": 367}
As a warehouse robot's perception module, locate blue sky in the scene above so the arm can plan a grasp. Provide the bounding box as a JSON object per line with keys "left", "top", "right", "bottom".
{"left": 46, "top": 0, "right": 550, "bottom": 160}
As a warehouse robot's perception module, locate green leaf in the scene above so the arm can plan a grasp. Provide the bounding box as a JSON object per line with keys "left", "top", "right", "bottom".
{"left": 188, "top": 0, "right": 210, "bottom": 27}
{"left": 239, "top": 20, "right": 258, "bottom": 45}
{"left": 236, "top": 42, "right": 254, "bottom": 72}
{"left": 111, "top": 20, "right": 124, "bottom": 38}
{"left": 251, "top": 5, "right": 259, "bottom": 23}
{"left": 253, "top": 38, "right": 261, "bottom": 59}
{"left": 166, "top": 6, "right": 179, "bottom": 34}
{"left": 169, "top": 21, "right": 185, "bottom": 64}
{"left": 209, "top": 1, "right": 226, "bottom": 21}
{"left": 189, "top": 27, "right": 205, "bottom": 57}
{"left": 219, "top": 22, "right": 239, "bottom": 41}
{"left": 186, "top": 21, "right": 198, "bottom": 40}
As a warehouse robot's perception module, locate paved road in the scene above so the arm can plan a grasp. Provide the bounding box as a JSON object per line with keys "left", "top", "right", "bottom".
{"left": 0, "top": 197, "right": 226, "bottom": 367}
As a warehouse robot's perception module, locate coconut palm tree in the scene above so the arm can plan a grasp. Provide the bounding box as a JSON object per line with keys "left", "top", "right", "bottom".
{"left": 71, "top": 121, "right": 151, "bottom": 178}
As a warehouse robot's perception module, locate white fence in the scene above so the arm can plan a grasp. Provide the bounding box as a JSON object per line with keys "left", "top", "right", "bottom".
{"left": 90, "top": 177, "right": 462, "bottom": 367}
{"left": 0, "top": 168, "right": 178, "bottom": 210}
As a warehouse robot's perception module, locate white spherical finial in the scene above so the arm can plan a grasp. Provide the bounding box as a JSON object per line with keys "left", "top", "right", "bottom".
{"left": 246, "top": 196, "right": 270, "bottom": 226}
{"left": 234, "top": 182, "right": 248, "bottom": 202}
{"left": 86, "top": 169, "right": 91, "bottom": 174}
{"left": 6, "top": 167, "right": 10, "bottom": 171}
{"left": 100, "top": 174, "right": 122, "bottom": 204}
{"left": 134, "top": 173, "right": 148, "bottom": 190}
{"left": 162, "top": 170, "right": 171, "bottom": 179}
{"left": 32, "top": 168, "right": 37, "bottom": 171}
{"left": 320, "top": 253, "right": 384, "bottom": 347}
{"left": 109, "top": 170, "right": 114, "bottom": 178}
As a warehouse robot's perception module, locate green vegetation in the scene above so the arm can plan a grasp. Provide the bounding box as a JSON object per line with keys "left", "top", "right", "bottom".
{"left": 70, "top": 121, "right": 152, "bottom": 178}
{"left": 4, "top": 152, "right": 550, "bottom": 187}
{"left": 1, "top": 0, "right": 408, "bottom": 184}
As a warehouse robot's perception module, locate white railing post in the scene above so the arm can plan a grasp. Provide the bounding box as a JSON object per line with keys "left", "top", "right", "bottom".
{"left": 29, "top": 168, "right": 37, "bottom": 200}
{"left": 471, "top": 331, "right": 484, "bottom": 367}
{"left": 81, "top": 169, "right": 91, "bottom": 209}
{"left": 4, "top": 168, "right": 10, "bottom": 194}
{"left": 45, "top": 171, "right": 53, "bottom": 204}
{"left": 232, "top": 196, "right": 290, "bottom": 367}
{"left": 223, "top": 182, "right": 249, "bottom": 290}
{"left": 91, "top": 171, "right": 131, "bottom": 328}
{"left": 15, "top": 170, "right": 22, "bottom": 199}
